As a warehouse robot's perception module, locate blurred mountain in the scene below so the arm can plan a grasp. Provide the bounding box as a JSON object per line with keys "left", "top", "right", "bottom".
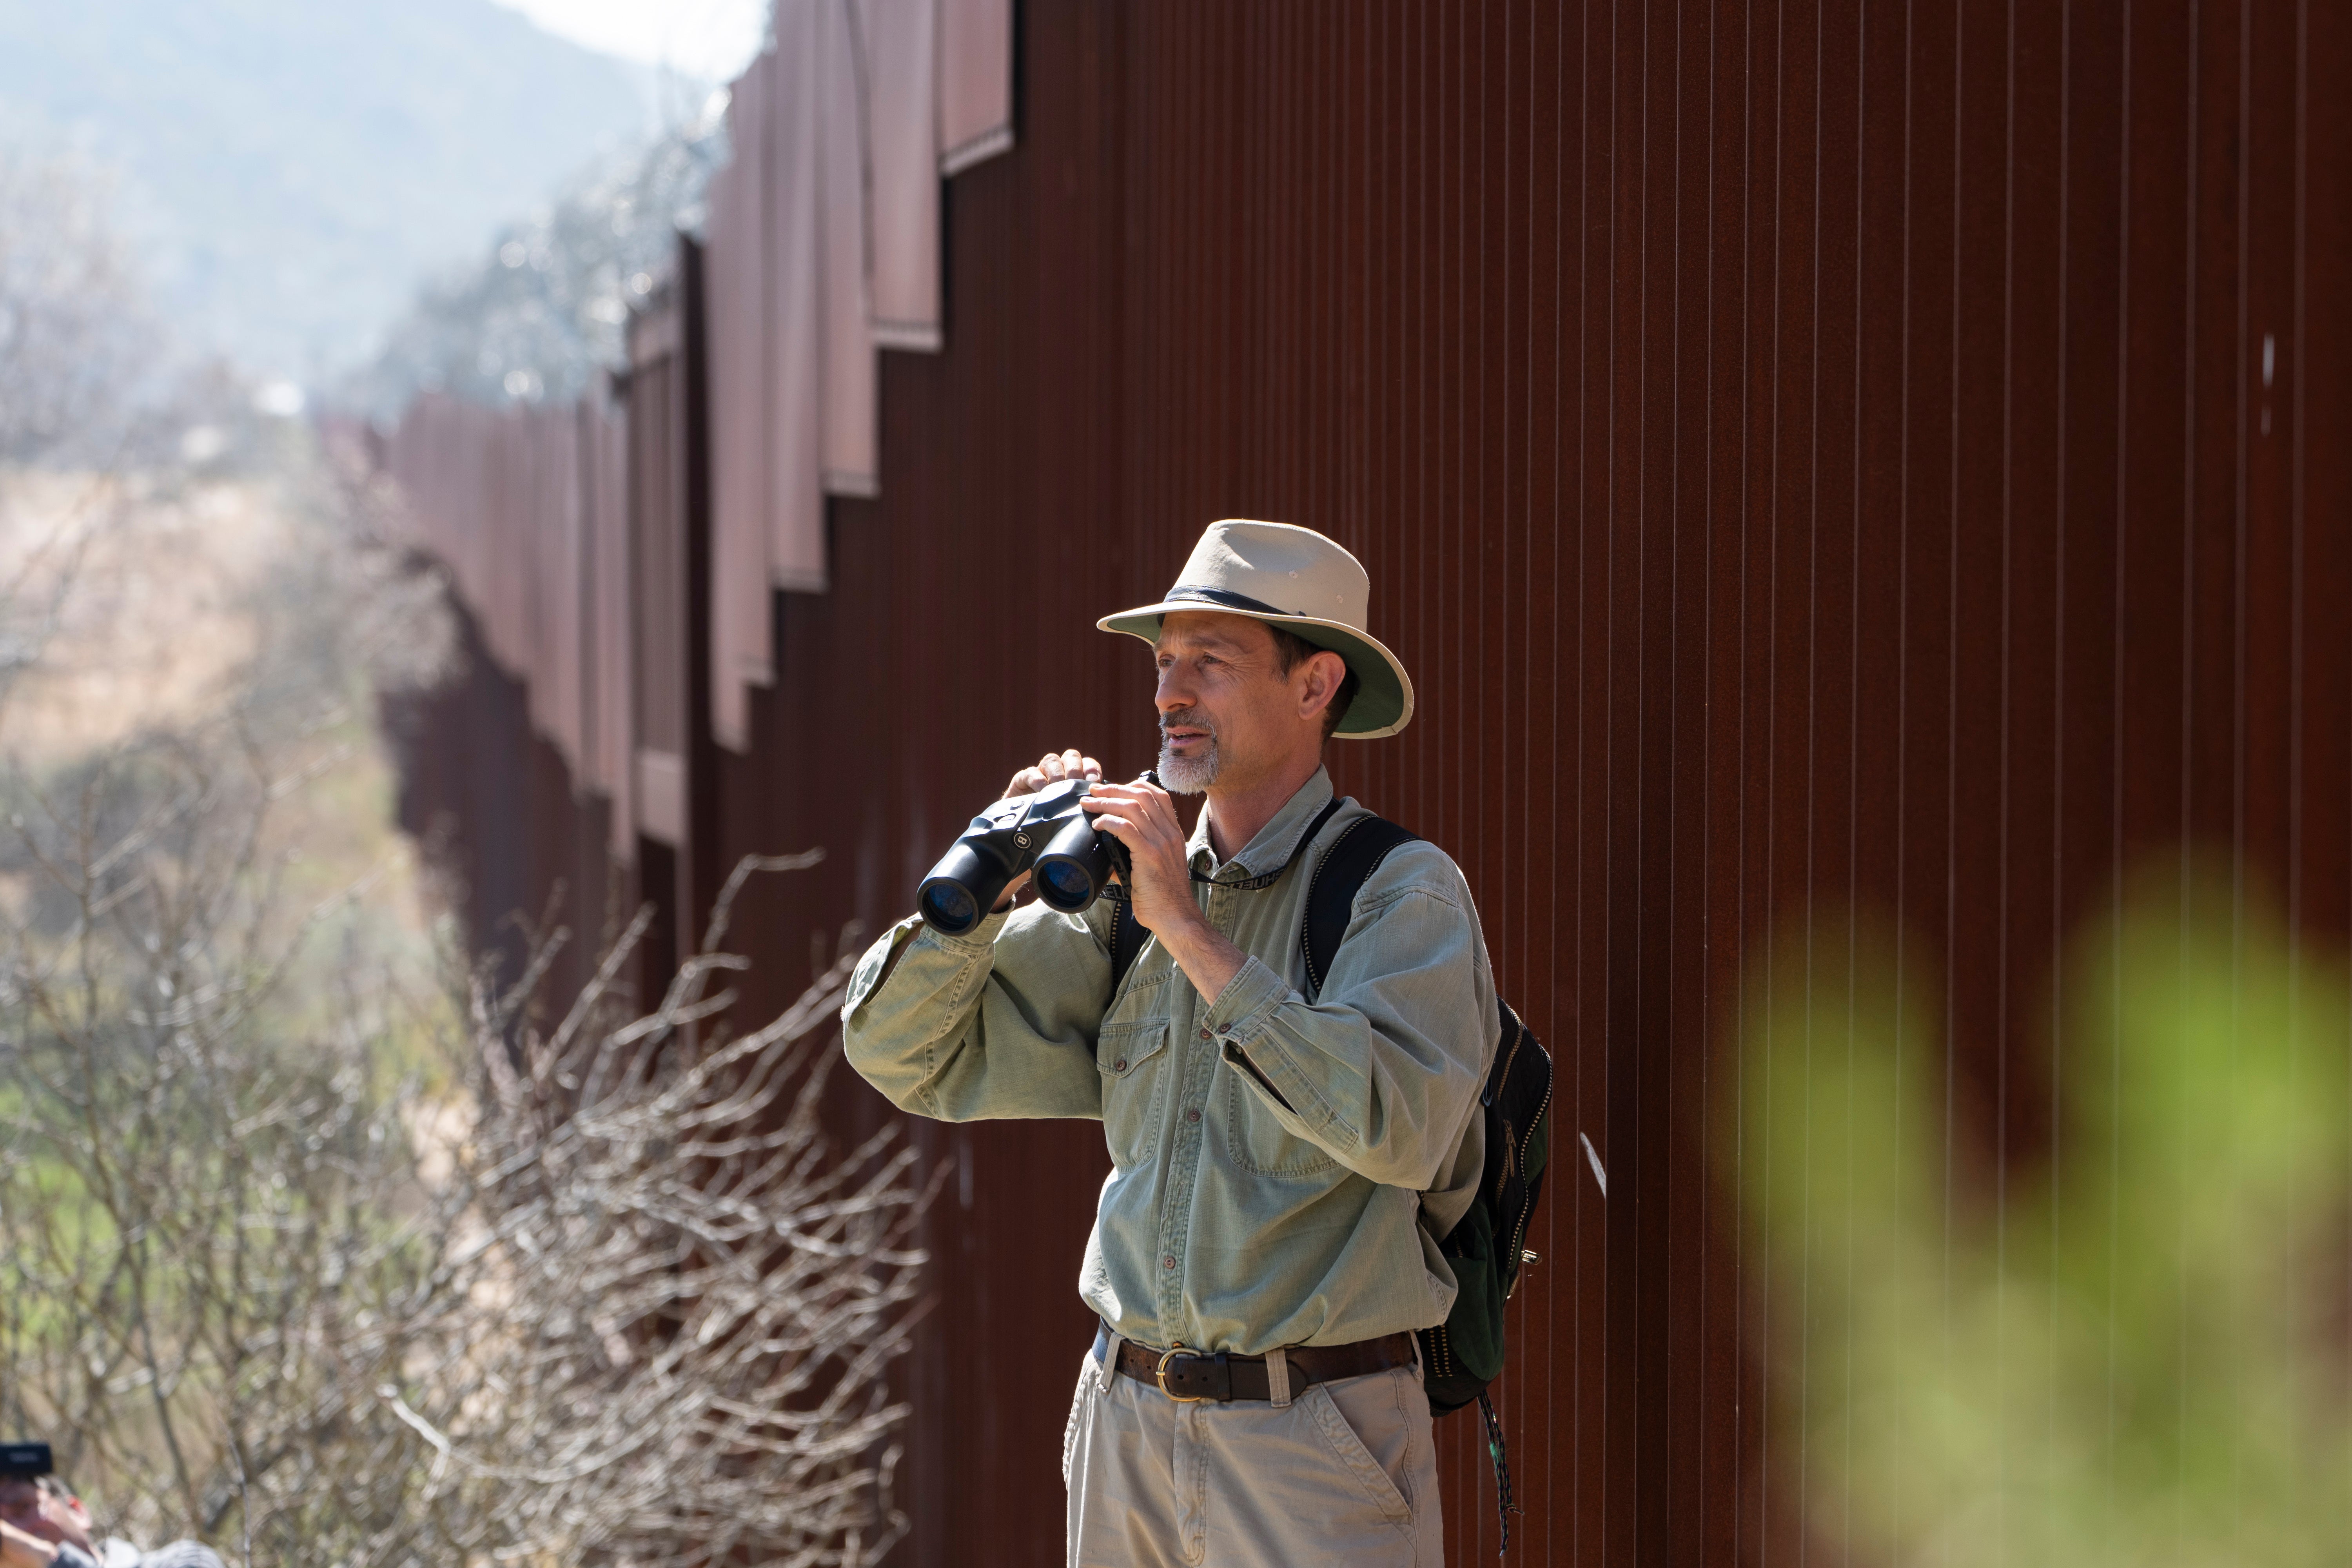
{"left": 0, "top": 0, "right": 695, "bottom": 385}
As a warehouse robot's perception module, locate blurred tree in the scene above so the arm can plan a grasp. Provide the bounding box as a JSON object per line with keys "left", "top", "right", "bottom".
{"left": 0, "top": 445, "right": 927, "bottom": 1565}
{"left": 0, "top": 0, "right": 688, "bottom": 381}
{"left": 343, "top": 116, "right": 724, "bottom": 422}
{"left": 0, "top": 149, "right": 152, "bottom": 462}
{"left": 0, "top": 163, "right": 927, "bottom": 1554}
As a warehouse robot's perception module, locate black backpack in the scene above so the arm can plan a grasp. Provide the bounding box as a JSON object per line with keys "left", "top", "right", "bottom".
{"left": 1300, "top": 816, "right": 1550, "bottom": 1552}
{"left": 1109, "top": 808, "right": 1552, "bottom": 1550}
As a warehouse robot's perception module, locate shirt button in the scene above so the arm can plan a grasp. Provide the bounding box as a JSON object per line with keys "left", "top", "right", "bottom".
{"left": 1113, "top": 1058, "right": 1127, "bottom": 1072}
{"left": 1163, "top": 1255, "right": 1176, "bottom": 1270}
{"left": 1186, "top": 1109, "right": 1201, "bottom": 1123}
{"left": 1198, "top": 1027, "right": 1211, "bottom": 1039}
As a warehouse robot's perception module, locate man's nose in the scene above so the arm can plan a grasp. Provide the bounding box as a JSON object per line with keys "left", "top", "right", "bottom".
{"left": 1155, "top": 666, "right": 1196, "bottom": 712}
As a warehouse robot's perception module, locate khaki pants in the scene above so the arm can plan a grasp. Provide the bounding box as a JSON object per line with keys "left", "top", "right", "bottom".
{"left": 1062, "top": 1342, "right": 1445, "bottom": 1567}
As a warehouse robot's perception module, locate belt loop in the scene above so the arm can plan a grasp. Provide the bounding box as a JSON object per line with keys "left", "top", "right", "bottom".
{"left": 1264, "top": 1346, "right": 1292, "bottom": 1408}
{"left": 1098, "top": 1330, "right": 1126, "bottom": 1392}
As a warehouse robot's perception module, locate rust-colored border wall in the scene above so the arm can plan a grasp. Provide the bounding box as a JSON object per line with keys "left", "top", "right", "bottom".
{"left": 393, "top": 2, "right": 2351, "bottom": 1562}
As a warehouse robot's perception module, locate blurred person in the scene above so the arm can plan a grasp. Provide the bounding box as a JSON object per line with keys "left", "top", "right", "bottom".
{"left": 0, "top": 1472, "right": 222, "bottom": 1568}
{"left": 844, "top": 521, "right": 1495, "bottom": 1567}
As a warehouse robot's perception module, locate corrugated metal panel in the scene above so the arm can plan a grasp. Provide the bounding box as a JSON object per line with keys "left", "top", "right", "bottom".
{"left": 389, "top": 2, "right": 2350, "bottom": 1562}
{"left": 385, "top": 586, "right": 622, "bottom": 1024}
{"left": 938, "top": 0, "right": 1015, "bottom": 172}
{"left": 865, "top": 0, "right": 945, "bottom": 348}
{"left": 581, "top": 389, "right": 635, "bottom": 859}
{"left": 702, "top": 0, "right": 1006, "bottom": 750}
{"left": 706, "top": 46, "right": 779, "bottom": 751}
{"left": 628, "top": 295, "right": 690, "bottom": 768}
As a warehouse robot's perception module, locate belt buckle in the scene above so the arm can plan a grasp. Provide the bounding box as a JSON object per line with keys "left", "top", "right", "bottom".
{"left": 1155, "top": 1346, "right": 1209, "bottom": 1403}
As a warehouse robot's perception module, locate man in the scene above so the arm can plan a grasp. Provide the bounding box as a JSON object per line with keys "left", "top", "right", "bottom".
{"left": 842, "top": 519, "right": 1497, "bottom": 1566}
{"left": 0, "top": 1473, "right": 222, "bottom": 1568}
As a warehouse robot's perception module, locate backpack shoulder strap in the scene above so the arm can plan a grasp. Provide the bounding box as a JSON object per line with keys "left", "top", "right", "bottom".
{"left": 1107, "top": 891, "right": 1145, "bottom": 993}
{"left": 1301, "top": 813, "right": 1421, "bottom": 1000}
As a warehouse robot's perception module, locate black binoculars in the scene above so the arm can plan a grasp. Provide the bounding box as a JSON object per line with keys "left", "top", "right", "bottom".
{"left": 0, "top": 1441, "right": 52, "bottom": 1479}
{"left": 917, "top": 777, "right": 1134, "bottom": 935}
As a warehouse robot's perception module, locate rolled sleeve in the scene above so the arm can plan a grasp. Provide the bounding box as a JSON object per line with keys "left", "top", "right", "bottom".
{"left": 1201, "top": 953, "right": 1287, "bottom": 1043}
{"left": 840, "top": 900, "right": 1110, "bottom": 1123}
{"left": 1211, "top": 852, "right": 1493, "bottom": 1191}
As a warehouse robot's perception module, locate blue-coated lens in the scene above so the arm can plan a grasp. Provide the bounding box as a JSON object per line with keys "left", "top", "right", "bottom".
{"left": 920, "top": 881, "right": 979, "bottom": 932}
{"left": 1035, "top": 858, "right": 1094, "bottom": 909}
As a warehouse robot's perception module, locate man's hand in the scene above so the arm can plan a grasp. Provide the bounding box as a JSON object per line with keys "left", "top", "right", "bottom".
{"left": 1002, "top": 748, "right": 1102, "bottom": 803}
{"left": 1083, "top": 778, "right": 1247, "bottom": 1004}
{"left": 987, "top": 750, "right": 1103, "bottom": 912}
{"left": 0, "top": 1520, "right": 60, "bottom": 1568}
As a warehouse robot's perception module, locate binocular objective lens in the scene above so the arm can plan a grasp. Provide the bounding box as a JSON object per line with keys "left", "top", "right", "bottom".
{"left": 920, "top": 881, "right": 980, "bottom": 933}
{"left": 1034, "top": 859, "right": 1094, "bottom": 909}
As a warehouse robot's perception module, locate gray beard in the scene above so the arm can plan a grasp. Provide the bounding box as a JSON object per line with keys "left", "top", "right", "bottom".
{"left": 1156, "top": 736, "right": 1220, "bottom": 794}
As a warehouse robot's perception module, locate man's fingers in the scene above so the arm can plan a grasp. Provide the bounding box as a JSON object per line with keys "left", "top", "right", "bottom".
{"left": 1083, "top": 780, "right": 1165, "bottom": 804}
{"left": 1087, "top": 811, "right": 1140, "bottom": 846}
{"left": 1004, "top": 748, "right": 1104, "bottom": 805}
{"left": 1086, "top": 781, "right": 1176, "bottom": 816}
{"left": 1032, "top": 749, "right": 1104, "bottom": 784}
{"left": 1083, "top": 795, "right": 1178, "bottom": 842}
{"left": 1085, "top": 809, "right": 1168, "bottom": 848}
{"left": 1084, "top": 804, "right": 1156, "bottom": 841}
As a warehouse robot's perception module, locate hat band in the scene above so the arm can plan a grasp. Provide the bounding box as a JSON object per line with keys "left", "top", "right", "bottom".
{"left": 1163, "top": 584, "right": 1300, "bottom": 618}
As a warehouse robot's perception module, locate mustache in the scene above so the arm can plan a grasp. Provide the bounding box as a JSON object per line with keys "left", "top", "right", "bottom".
{"left": 1158, "top": 708, "right": 1217, "bottom": 738}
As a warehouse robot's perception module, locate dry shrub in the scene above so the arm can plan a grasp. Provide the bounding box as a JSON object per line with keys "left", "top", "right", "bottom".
{"left": 0, "top": 430, "right": 929, "bottom": 1566}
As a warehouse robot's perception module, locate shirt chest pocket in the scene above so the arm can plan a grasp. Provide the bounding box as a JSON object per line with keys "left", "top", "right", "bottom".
{"left": 1096, "top": 1017, "right": 1172, "bottom": 1169}
{"left": 1222, "top": 1058, "right": 1338, "bottom": 1176}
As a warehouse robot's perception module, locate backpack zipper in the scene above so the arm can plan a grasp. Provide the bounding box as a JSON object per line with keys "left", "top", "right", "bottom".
{"left": 1487, "top": 1010, "right": 1526, "bottom": 1107}
{"left": 1488, "top": 1011, "right": 1529, "bottom": 1202}
{"left": 1502, "top": 1073, "right": 1555, "bottom": 1298}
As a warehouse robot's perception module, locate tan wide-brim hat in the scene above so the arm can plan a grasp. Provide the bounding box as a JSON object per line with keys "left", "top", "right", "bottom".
{"left": 1097, "top": 519, "right": 1415, "bottom": 739}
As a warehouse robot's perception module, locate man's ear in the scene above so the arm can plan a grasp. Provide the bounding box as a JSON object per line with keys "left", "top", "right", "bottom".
{"left": 1297, "top": 649, "right": 1347, "bottom": 722}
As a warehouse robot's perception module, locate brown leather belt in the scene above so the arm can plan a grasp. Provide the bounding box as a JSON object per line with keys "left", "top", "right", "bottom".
{"left": 1091, "top": 1322, "right": 1417, "bottom": 1403}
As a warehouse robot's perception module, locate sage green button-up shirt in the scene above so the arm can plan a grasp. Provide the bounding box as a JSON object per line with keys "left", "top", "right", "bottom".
{"left": 840, "top": 767, "right": 1497, "bottom": 1355}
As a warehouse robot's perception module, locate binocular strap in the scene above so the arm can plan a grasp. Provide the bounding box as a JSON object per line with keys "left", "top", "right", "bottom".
{"left": 1107, "top": 797, "right": 1349, "bottom": 995}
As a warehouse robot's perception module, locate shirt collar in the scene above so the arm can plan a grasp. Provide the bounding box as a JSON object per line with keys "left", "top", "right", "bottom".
{"left": 1186, "top": 766, "right": 1338, "bottom": 882}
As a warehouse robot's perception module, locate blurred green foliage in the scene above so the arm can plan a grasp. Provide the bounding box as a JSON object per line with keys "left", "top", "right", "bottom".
{"left": 1727, "top": 859, "right": 2352, "bottom": 1565}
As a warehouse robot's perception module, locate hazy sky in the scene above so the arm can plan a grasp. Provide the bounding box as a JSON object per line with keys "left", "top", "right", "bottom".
{"left": 491, "top": 0, "right": 769, "bottom": 82}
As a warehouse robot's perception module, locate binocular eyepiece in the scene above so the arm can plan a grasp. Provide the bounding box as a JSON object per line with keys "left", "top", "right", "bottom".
{"left": 917, "top": 778, "right": 1133, "bottom": 935}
